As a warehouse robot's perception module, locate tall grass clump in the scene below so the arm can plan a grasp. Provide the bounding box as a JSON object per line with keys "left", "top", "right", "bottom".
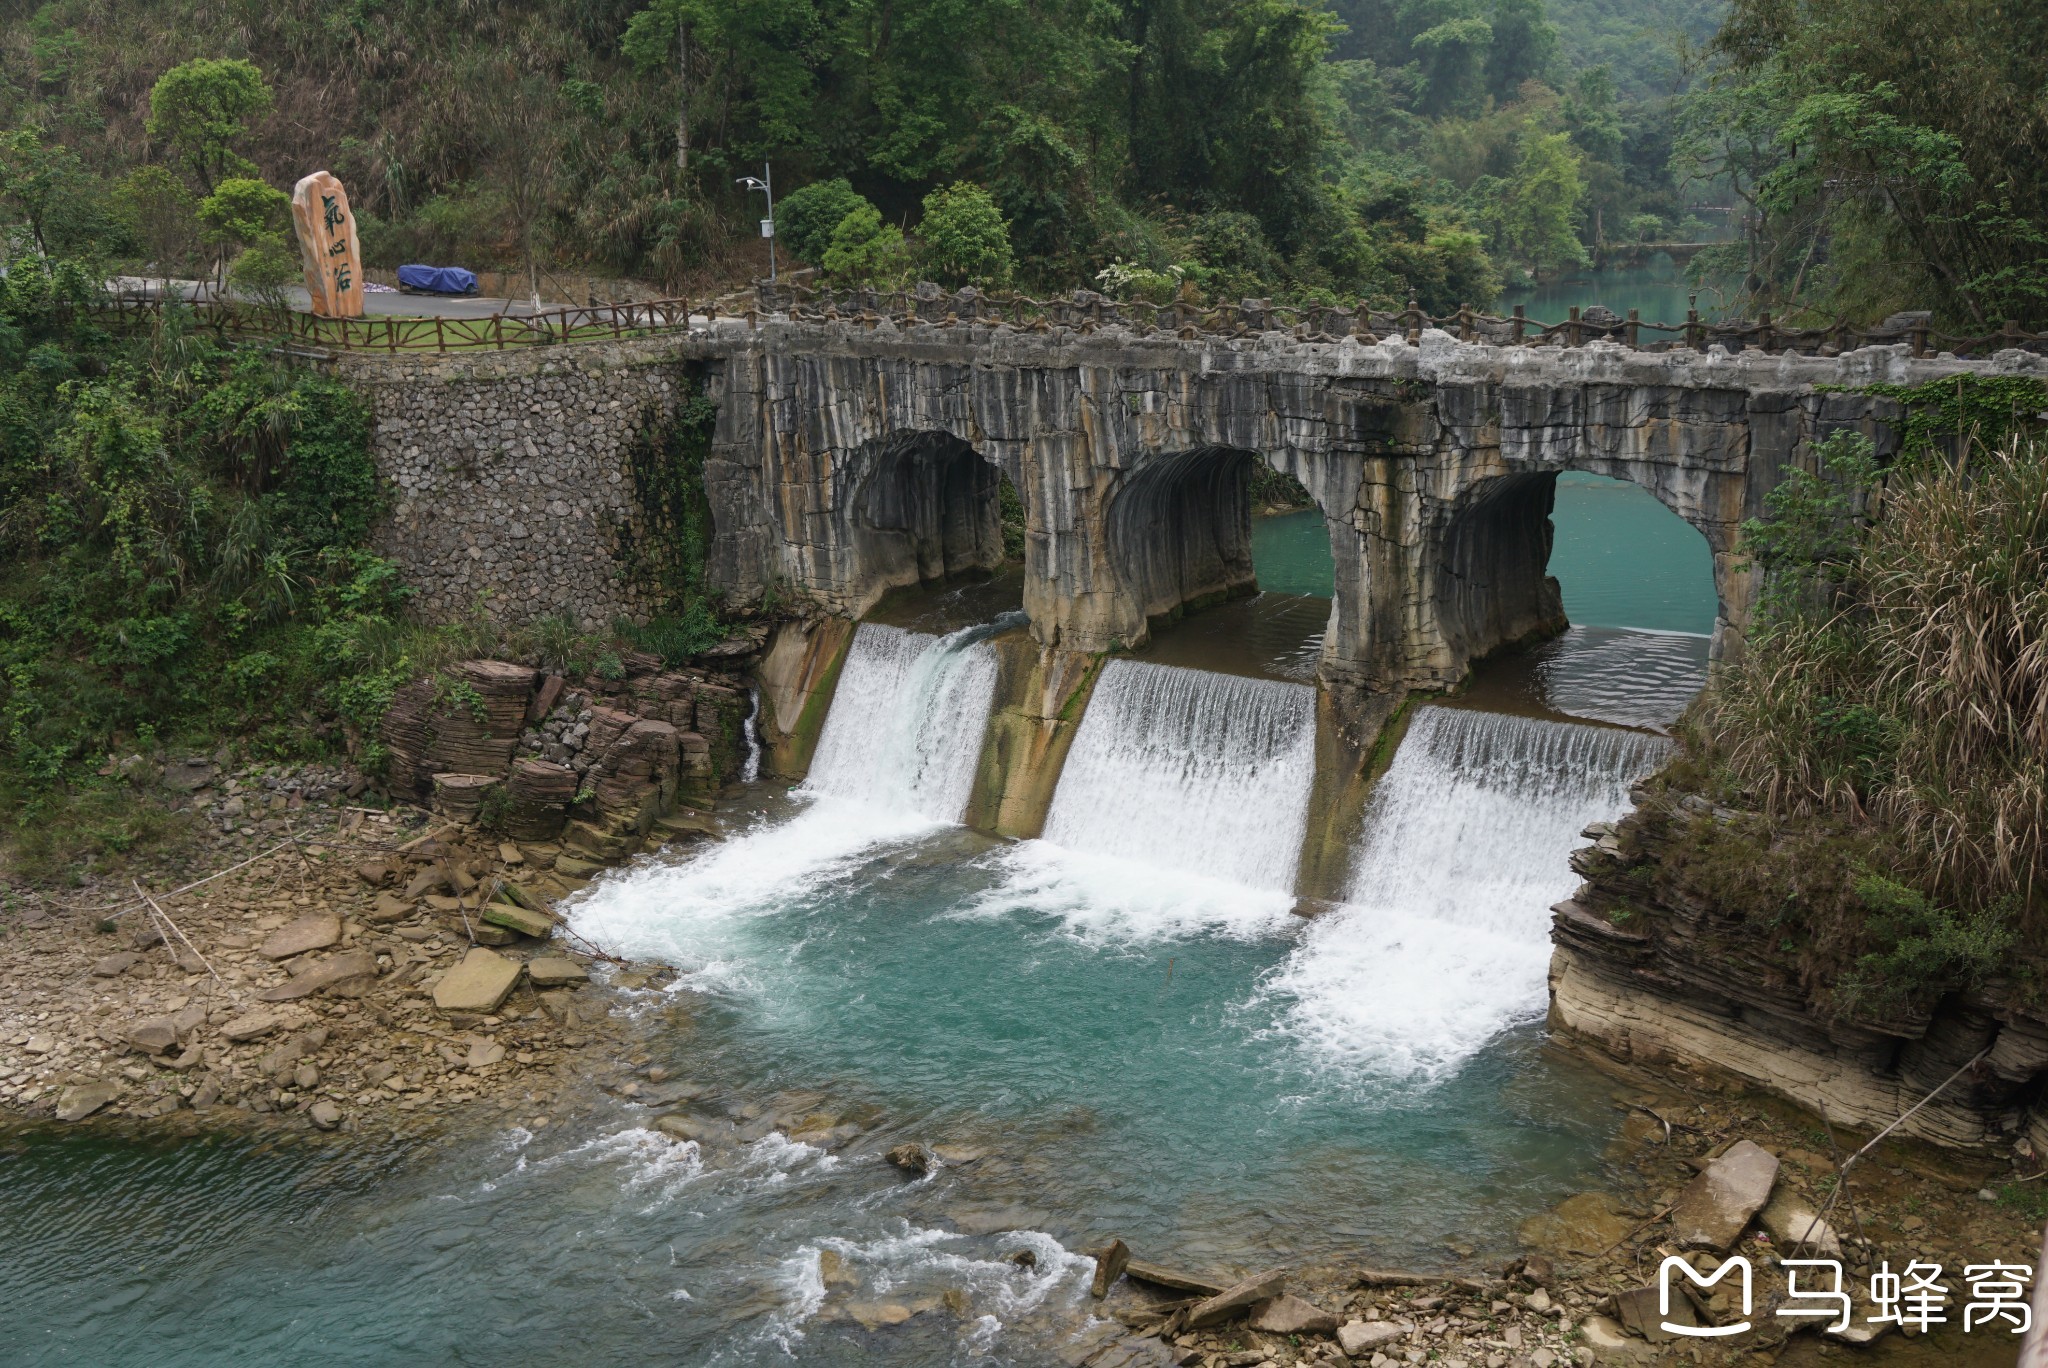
{"left": 1685, "top": 423, "right": 2048, "bottom": 1009}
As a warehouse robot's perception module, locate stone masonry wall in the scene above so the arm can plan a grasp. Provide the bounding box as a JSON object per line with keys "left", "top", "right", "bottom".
{"left": 338, "top": 341, "right": 701, "bottom": 629}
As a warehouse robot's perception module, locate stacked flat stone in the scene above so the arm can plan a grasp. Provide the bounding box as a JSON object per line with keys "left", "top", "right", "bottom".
{"left": 430, "top": 772, "right": 502, "bottom": 821}
{"left": 502, "top": 759, "right": 578, "bottom": 839}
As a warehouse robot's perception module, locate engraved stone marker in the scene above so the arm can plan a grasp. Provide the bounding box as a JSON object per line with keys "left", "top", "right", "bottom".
{"left": 290, "top": 170, "right": 364, "bottom": 318}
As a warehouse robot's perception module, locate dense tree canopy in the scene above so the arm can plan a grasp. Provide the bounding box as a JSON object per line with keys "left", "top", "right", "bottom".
{"left": 15, "top": 0, "right": 2032, "bottom": 328}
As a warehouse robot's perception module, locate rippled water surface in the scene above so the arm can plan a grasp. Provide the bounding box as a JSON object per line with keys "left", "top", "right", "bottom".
{"left": 1, "top": 461, "right": 1721, "bottom": 1366}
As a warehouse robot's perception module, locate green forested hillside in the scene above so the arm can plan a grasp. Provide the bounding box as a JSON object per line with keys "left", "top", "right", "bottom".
{"left": 0, "top": 0, "right": 1731, "bottom": 311}
{"left": 0, "top": 0, "right": 2039, "bottom": 323}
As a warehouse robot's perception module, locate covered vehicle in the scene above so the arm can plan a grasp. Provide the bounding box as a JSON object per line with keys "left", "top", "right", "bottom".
{"left": 396, "top": 263, "right": 479, "bottom": 295}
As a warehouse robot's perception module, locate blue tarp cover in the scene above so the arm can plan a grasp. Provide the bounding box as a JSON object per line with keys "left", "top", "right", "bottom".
{"left": 397, "top": 263, "right": 479, "bottom": 294}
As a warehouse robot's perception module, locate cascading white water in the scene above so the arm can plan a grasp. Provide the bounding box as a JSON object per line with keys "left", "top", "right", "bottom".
{"left": 740, "top": 687, "right": 763, "bottom": 783}
{"left": 1269, "top": 706, "right": 1670, "bottom": 1081}
{"left": 570, "top": 622, "right": 999, "bottom": 966}
{"left": 804, "top": 623, "right": 998, "bottom": 820}
{"left": 1044, "top": 660, "right": 1318, "bottom": 890}
{"left": 976, "top": 660, "right": 1318, "bottom": 942}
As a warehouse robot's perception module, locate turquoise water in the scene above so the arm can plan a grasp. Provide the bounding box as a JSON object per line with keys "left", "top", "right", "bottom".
{"left": 1548, "top": 473, "right": 1717, "bottom": 636}
{"left": 1502, "top": 258, "right": 1740, "bottom": 334}
{"left": 2, "top": 480, "right": 1715, "bottom": 1366}
{"left": 1251, "top": 472, "right": 1717, "bottom": 638}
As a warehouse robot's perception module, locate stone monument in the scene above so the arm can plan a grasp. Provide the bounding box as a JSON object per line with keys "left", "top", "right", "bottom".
{"left": 291, "top": 171, "right": 365, "bottom": 318}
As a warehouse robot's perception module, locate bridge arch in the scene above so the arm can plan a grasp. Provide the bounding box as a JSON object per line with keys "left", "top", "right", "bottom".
{"left": 833, "top": 430, "right": 1012, "bottom": 618}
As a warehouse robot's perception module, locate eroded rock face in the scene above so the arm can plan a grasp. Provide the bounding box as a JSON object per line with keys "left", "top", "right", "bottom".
{"left": 1551, "top": 797, "right": 2048, "bottom": 1151}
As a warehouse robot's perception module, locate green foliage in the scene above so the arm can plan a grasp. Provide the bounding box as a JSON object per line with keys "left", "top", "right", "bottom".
{"left": 1496, "top": 133, "right": 1589, "bottom": 276}
{"left": 1740, "top": 430, "right": 1883, "bottom": 618}
{"left": 1833, "top": 874, "right": 2016, "bottom": 1018}
{"left": 625, "top": 602, "right": 724, "bottom": 663}
{"left": 113, "top": 166, "right": 200, "bottom": 271}
{"left": 820, "top": 203, "right": 910, "bottom": 283}
{"left": 776, "top": 178, "right": 868, "bottom": 266}
{"left": 145, "top": 57, "right": 273, "bottom": 194}
{"left": 196, "top": 176, "right": 288, "bottom": 250}
{"left": 0, "top": 124, "right": 105, "bottom": 256}
{"left": 1703, "top": 0, "right": 2048, "bottom": 328}
{"left": 1693, "top": 427, "right": 2048, "bottom": 992}
{"left": 916, "top": 182, "right": 1014, "bottom": 288}
{"left": 0, "top": 254, "right": 407, "bottom": 803}
{"left": 621, "top": 381, "right": 723, "bottom": 621}
{"left": 998, "top": 474, "right": 1026, "bottom": 560}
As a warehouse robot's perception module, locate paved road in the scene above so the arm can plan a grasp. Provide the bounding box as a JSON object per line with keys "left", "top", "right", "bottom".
{"left": 114, "top": 277, "right": 553, "bottom": 319}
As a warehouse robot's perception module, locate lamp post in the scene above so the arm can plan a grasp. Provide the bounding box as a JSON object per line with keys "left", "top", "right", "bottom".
{"left": 737, "top": 164, "right": 776, "bottom": 284}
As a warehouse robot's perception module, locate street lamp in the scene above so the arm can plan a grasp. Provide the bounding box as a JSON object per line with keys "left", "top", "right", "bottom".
{"left": 737, "top": 164, "right": 776, "bottom": 284}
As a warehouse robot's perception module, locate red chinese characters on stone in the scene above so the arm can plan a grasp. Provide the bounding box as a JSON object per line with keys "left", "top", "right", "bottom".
{"left": 290, "top": 170, "right": 364, "bottom": 318}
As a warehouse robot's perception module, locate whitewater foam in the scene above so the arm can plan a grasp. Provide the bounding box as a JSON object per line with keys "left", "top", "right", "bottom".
{"left": 568, "top": 622, "right": 1000, "bottom": 971}
{"left": 1268, "top": 707, "right": 1669, "bottom": 1082}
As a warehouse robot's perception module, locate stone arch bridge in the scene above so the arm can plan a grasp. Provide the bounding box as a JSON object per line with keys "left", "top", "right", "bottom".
{"left": 347, "top": 316, "right": 2038, "bottom": 716}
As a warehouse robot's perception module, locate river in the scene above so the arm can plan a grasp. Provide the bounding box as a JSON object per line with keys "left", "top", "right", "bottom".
{"left": 1, "top": 466, "right": 1715, "bottom": 1364}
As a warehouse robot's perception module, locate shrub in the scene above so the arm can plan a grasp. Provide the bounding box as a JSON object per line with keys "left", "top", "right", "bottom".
{"left": 777, "top": 179, "right": 870, "bottom": 267}
{"left": 821, "top": 203, "right": 911, "bottom": 283}
{"left": 916, "top": 182, "right": 1013, "bottom": 288}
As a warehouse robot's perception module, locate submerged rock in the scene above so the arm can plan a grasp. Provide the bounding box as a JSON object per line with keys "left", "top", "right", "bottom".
{"left": 1517, "top": 1192, "right": 1634, "bottom": 1255}
{"left": 885, "top": 1141, "right": 937, "bottom": 1176}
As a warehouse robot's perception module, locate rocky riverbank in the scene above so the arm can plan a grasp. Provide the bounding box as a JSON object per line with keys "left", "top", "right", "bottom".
{"left": 0, "top": 773, "right": 658, "bottom": 1136}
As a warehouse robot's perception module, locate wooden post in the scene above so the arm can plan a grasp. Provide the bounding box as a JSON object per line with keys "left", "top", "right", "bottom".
{"left": 1405, "top": 298, "right": 1421, "bottom": 345}
{"left": 1910, "top": 317, "right": 1928, "bottom": 358}
{"left": 436, "top": 317, "right": 446, "bottom": 353}
{"left": 1512, "top": 303, "right": 1526, "bottom": 345}
{"left": 493, "top": 313, "right": 504, "bottom": 350}
{"left": 1758, "top": 310, "right": 1773, "bottom": 353}
{"left": 1686, "top": 294, "right": 1702, "bottom": 351}
{"left": 1457, "top": 303, "right": 1472, "bottom": 342}
{"left": 1626, "top": 308, "right": 1640, "bottom": 350}
{"left": 1567, "top": 305, "right": 1581, "bottom": 347}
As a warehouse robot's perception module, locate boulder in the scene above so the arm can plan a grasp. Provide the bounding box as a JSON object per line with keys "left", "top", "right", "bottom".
{"left": 1672, "top": 1140, "right": 1780, "bottom": 1251}
{"left": 1185, "top": 1269, "right": 1287, "bottom": 1328}
{"left": 126, "top": 1017, "right": 179, "bottom": 1054}
{"left": 366, "top": 892, "right": 413, "bottom": 924}
{"left": 432, "top": 947, "right": 522, "bottom": 1014}
{"left": 355, "top": 858, "right": 398, "bottom": 887}
{"left": 55, "top": 1080, "right": 122, "bottom": 1122}
{"left": 656, "top": 1113, "right": 715, "bottom": 1143}
{"left": 1249, "top": 1294, "right": 1338, "bottom": 1336}
{"left": 308, "top": 1099, "right": 342, "bottom": 1131}
{"left": 258, "top": 913, "right": 342, "bottom": 961}
{"left": 1338, "top": 1321, "right": 1405, "bottom": 1356}
{"left": 479, "top": 900, "right": 553, "bottom": 939}
{"left": 92, "top": 951, "right": 142, "bottom": 977}
{"left": 527, "top": 957, "right": 590, "bottom": 988}
{"left": 1758, "top": 1187, "right": 1842, "bottom": 1257}
{"left": 161, "top": 757, "right": 216, "bottom": 791}
{"left": 1518, "top": 1191, "right": 1635, "bottom": 1256}
{"left": 221, "top": 1011, "right": 286, "bottom": 1042}
{"left": 464, "top": 1036, "right": 507, "bottom": 1070}
{"left": 886, "top": 1142, "right": 937, "bottom": 1176}
{"left": 258, "top": 950, "right": 379, "bottom": 1002}
{"left": 1091, "top": 1238, "right": 1130, "bottom": 1298}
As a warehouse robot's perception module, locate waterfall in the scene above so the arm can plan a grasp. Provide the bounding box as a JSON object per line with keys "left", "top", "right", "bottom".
{"left": 1269, "top": 706, "right": 1670, "bottom": 1081}
{"left": 570, "top": 622, "right": 999, "bottom": 965}
{"left": 804, "top": 623, "right": 998, "bottom": 821}
{"left": 1041, "top": 660, "right": 1318, "bottom": 892}
{"left": 740, "top": 687, "right": 763, "bottom": 783}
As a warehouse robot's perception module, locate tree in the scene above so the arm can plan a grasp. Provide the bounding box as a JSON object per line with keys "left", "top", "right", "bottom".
{"left": 621, "top": 0, "right": 702, "bottom": 173}
{"left": 146, "top": 58, "right": 273, "bottom": 194}
{"left": 777, "top": 179, "right": 869, "bottom": 266}
{"left": 916, "top": 183, "right": 1014, "bottom": 288}
{"left": 820, "top": 203, "right": 909, "bottom": 283}
{"left": 1498, "top": 132, "right": 1588, "bottom": 277}
{"left": 198, "top": 176, "right": 290, "bottom": 292}
{"left": 1484, "top": 0, "right": 1555, "bottom": 98}
{"left": 0, "top": 126, "right": 100, "bottom": 257}
{"left": 113, "top": 166, "right": 200, "bottom": 273}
